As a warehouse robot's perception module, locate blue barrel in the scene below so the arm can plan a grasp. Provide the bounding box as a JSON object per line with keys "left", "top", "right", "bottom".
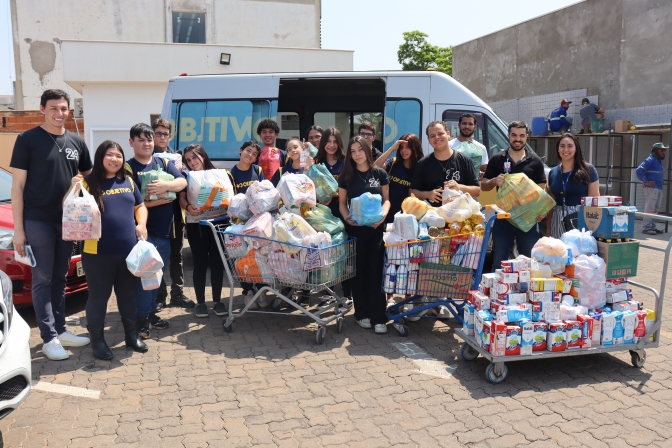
{"left": 531, "top": 117, "right": 547, "bottom": 136}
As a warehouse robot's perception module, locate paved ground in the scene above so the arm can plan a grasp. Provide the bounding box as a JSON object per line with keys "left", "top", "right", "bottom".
{"left": 2, "top": 221, "right": 672, "bottom": 447}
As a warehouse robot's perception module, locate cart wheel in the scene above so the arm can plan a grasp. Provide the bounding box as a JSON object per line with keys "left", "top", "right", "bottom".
{"left": 630, "top": 350, "right": 646, "bottom": 368}
{"left": 222, "top": 320, "right": 233, "bottom": 333}
{"left": 461, "top": 343, "right": 479, "bottom": 361}
{"left": 486, "top": 363, "right": 508, "bottom": 383}
{"left": 393, "top": 323, "right": 409, "bottom": 337}
{"left": 271, "top": 298, "right": 284, "bottom": 311}
{"left": 316, "top": 326, "right": 326, "bottom": 344}
{"left": 336, "top": 317, "right": 344, "bottom": 334}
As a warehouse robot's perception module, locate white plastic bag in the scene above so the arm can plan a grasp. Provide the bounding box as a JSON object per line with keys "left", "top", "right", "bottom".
{"left": 241, "top": 212, "right": 274, "bottom": 240}
{"left": 187, "top": 169, "right": 234, "bottom": 214}
{"left": 436, "top": 196, "right": 473, "bottom": 223}
{"left": 531, "top": 237, "right": 569, "bottom": 274}
{"left": 273, "top": 213, "right": 317, "bottom": 253}
{"left": 393, "top": 212, "right": 419, "bottom": 241}
{"left": 442, "top": 188, "right": 462, "bottom": 205}
{"left": 223, "top": 224, "right": 248, "bottom": 258}
{"left": 228, "top": 193, "right": 252, "bottom": 221}
{"left": 384, "top": 232, "right": 410, "bottom": 265}
{"left": 300, "top": 232, "right": 332, "bottom": 271}
{"left": 246, "top": 180, "right": 281, "bottom": 215}
{"left": 154, "top": 152, "right": 183, "bottom": 171}
{"left": 63, "top": 181, "right": 102, "bottom": 241}
{"left": 419, "top": 209, "right": 445, "bottom": 228}
{"left": 574, "top": 254, "right": 607, "bottom": 309}
{"left": 268, "top": 250, "right": 307, "bottom": 284}
{"left": 561, "top": 229, "right": 598, "bottom": 255}
{"left": 277, "top": 173, "right": 317, "bottom": 210}
{"left": 141, "top": 269, "right": 163, "bottom": 290}
{"left": 126, "top": 240, "right": 164, "bottom": 277}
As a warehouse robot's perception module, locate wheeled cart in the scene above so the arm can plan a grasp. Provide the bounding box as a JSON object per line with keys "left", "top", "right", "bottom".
{"left": 204, "top": 218, "right": 356, "bottom": 344}
{"left": 456, "top": 210, "right": 669, "bottom": 383}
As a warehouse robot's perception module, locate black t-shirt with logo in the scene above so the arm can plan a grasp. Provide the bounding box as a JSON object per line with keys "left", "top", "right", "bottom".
{"left": 229, "top": 164, "right": 265, "bottom": 194}
{"left": 10, "top": 127, "right": 93, "bottom": 223}
{"left": 410, "top": 151, "right": 479, "bottom": 207}
{"left": 384, "top": 157, "right": 413, "bottom": 217}
{"left": 483, "top": 149, "right": 547, "bottom": 188}
{"left": 338, "top": 166, "right": 390, "bottom": 203}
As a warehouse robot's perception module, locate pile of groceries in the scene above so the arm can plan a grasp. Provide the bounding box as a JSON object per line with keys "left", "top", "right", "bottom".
{"left": 383, "top": 189, "right": 487, "bottom": 298}
{"left": 463, "top": 195, "right": 652, "bottom": 357}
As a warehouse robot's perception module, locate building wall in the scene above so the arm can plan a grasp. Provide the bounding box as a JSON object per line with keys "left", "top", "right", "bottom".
{"left": 452, "top": 0, "right": 672, "bottom": 111}
{"left": 10, "top": 0, "right": 321, "bottom": 110}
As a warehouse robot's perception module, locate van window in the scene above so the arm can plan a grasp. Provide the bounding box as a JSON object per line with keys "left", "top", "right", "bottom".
{"left": 385, "top": 99, "right": 421, "bottom": 150}
{"left": 173, "top": 100, "right": 277, "bottom": 160}
{"left": 441, "top": 110, "right": 485, "bottom": 148}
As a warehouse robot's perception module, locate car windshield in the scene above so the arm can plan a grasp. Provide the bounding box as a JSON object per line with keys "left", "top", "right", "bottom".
{"left": 0, "top": 170, "right": 12, "bottom": 202}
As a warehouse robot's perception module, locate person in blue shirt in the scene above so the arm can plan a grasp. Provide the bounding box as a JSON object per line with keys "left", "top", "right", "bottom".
{"left": 548, "top": 100, "right": 573, "bottom": 134}
{"left": 545, "top": 133, "right": 600, "bottom": 238}
{"left": 636, "top": 142, "right": 668, "bottom": 235}
{"left": 125, "top": 123, "right": 187, "bottom": 339}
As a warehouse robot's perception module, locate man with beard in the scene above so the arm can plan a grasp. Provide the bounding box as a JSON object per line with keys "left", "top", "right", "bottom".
{"left": 482, "top": 121, "right": 547, "bottom": 270}
{"left": 449, "top": 113, "right": 488, "bottom": 179}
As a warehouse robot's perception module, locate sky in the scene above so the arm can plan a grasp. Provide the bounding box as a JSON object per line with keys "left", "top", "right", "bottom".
{"left": 0, "top": 0, "right": 584, "bottom": 96}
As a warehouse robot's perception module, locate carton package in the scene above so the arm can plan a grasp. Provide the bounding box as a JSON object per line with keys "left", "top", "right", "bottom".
{"left": 518, "top": 270, "right": 531, "bottom": 283}
{"left": 531, "top": 301, "right": 561, "bottom": 322}
{"left": 547, "top": 322, "right": 567, "bottom": 352}
{"left": 579, "top": 206, "right": 637, "bottom": 240}
{"left": 612, "top": 302, "right": 631, "bottom": 312}
{"left": 495, "top": 292, "right": 527, "bottom": 305}
{"left": 609, "top": 290, "right": 632, "bottom": 304}
{"left": 626, "top": 300, "right": 641, "bottom": 311}
{"left": 634, "top": 310, "right": 647, "bottom": 343}
{"left": 645, "top": 309, "right": 656, "bottom": 341}
{"left": 623, "top": 311, "right": 637, "bottom": 344}
{"left": 602, "top": 312, "right": 616, "bottom": 345}
{"left": 519, "top": 321, "right": 534, "bottom": 356}
{"left": 577, "top": 315, "right": 594, "bottom": 348}
{"left": 597, "top": 240, "right": 639, "bottom": 279}
{"left": 481, "top": 273, "right": 498, "bottom": 288}
{"left": 533, "top": 322, "right": 548, "bottom": 351}
{"left": 545, "top": 310, "right": 561, "bottom": 322}
{"left": 478, "top": 284, "right": 490, "bottom": 296}
{"left": 582, "top": 196, "right": 623, "bottom": 207}
{"left": 463, "top": 304, "right": 475, "bottom": 336}
{"left": 554, "top": 275, "right": 573, "bottom": 294}
{"left": 614, "top": 120, "right": 632, "bottom": 133}
{"left": 496, "top": 303, "right": 532, "bottom": 323}
{"left": 612, "top": 311, "right": 625, "bottom": 345}
{"left": 564, "top": 320, "right": 582, "bottom": 349}
{"left": 495, "top": 270, "right": 519, "bottom": 283}
{"left": 505, "top": 326, "right": 522, "bottom": 356}
{"left": 527, "top": 290, "right": 560, "bottom": 303}
{"left": 606, "top": 278, "right": 629, "bottom": 295}
{"left": 469, "top": 290, "right": 491, "bottom": 310}
{"left": 490, "top": 322, "right": 507, "bottom": 357}
{"left": 475, "top": 310, "right": 493, "bottom": 350}
{"left": 591, "top": 312, "right": 603, "bottom": 346}
{"left": 530, "top": 278, "right": 564, "bottom": 292}
{"left": 500, "top": 256, "right": 531, "bottom": 273}
{"left": 493, "top": 282, "right": 529, "bottom": 294}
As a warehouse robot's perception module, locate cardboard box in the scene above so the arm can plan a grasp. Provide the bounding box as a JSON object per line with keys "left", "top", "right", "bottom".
{"left": 612, "top": 311, "right": 625, "bottom": 345}
{"left": 519, "top": 321, "right": 534, "bottom": 355}
{"left": 614, "top": 120, "right": 632, "bottom": 133}
{"left": 481, "top": 273, "right": 498, "bottom": 288}
{"left": 505, "top": 326, "right": 522, "bottom": 356}
{"left": 469, "top": 290, "right": 491, "bottom": 311}
{"left": 518, "top": 270, "right": 531, "bottom": 283}
{"left": 597, "top": 240, "right": 639, "bottom": 279}
{"left": 554, "top": 275, "right": 573, "bottom": 294}
{"left": 579, "top": 206, "right": 637, "bottom": 239}
{"left": 491, "top": 322, "right": 507, "bottom": 357}
{"left": 493, "top": 282, "right": 528, "bottom": 295}
{"left": 495, "top": 292, "right": 527, "bottom": 305}
{"left": 577, "top": 315, "right": 594, "bottom": 348}
{"left": 527, "top": 290, "right": 560, "bottom": 303}
{"left": 495, "top": 270, "right": 519, "bottom": 283}
{"left": 565, "top": 320, "right": 582, "bottom": 349}
{"left": 547, "top": 322, "right": 567, "bottom": 352}
{"left": 532, "top": 322, "right": 548, "bottom": 351}
{"left": 582, "top": 196, "right": 623, "bottom": 207}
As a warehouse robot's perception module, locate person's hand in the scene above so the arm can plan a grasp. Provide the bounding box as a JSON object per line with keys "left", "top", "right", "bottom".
{"left": 445, "top": 180, "right": 460, "bottom": 190}
{"left": 429, "top": 188, "right": 442, "bottom": 203}
{"left": 493, "top": 174, "right": 505, "bottom": 187}
{"left": 344, "top": 214, "right": 359, "bottom": 226}
{"left": 146, "top": 180, "right": 170, "bottom": 195}
{"left": 135, "top": 224, "right": 148, "bottom": 241}
{"left": 371, "top": 215, "right": 386, "bottom": 229}
{"left": 305, "top": 156, "right": 315, "bottom": 169}
{"left": 390, "top": 139, "right": 407, "bottom": 152}
{"left": 186, "top": 204, "right": 203, "bottom": 217}
{"left": 645, "top": 180, "right": 655, "bottom": 188}
{"left": 13, "top": 228, "right": 27, "bottom": 258}
{"left": 536, "top": 214, "right": 546, "bottom": 223}
{"left": 147, "top": 199, "right": 173, "bottom": 207}
{"left": 70, "top": 174, "right": 83, "bottom": 187}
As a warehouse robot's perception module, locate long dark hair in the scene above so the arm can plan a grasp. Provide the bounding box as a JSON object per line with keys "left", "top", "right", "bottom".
{"left": 555, "top": 133, "right": 590, "bottom": 184}
{"left": 89, "top": 140, "right": 126, "bottom": 212}
{"left": 316, "top": 127, "right": 345, "bottom": 163}
{"left": 398, "top": 133, "right": 423, "bottom": 171}
{"left": 340, "top": 136, "right": 375, "bottom": 189}
{"left": 182, "top": 143, "right": 215, "bottom": 170}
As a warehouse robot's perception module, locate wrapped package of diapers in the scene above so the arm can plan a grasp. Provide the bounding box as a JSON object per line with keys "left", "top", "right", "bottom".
{"left": 246, "top": 180, "right": 281, "bottom": 215}
{"left": 187, "top": 169, "right": 234, "bottom": 217}
{"left": 277, "top": 173, "right": 317, "bottom": 210}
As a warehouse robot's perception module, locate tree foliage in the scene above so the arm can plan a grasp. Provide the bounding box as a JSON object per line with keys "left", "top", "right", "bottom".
{"left": 397, "top": 31, "right": 452, "bottom": 76}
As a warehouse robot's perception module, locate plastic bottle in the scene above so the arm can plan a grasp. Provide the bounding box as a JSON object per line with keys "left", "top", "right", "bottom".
{"left": 396, "top": 264, "right": 408, "bottom": 295}
{"left": 384, "top": 263, "right": 396, "bottom": 293}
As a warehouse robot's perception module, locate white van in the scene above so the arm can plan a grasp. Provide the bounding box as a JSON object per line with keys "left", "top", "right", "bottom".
{"left": 160, "top": 71, "right": 514, "bottom": 167}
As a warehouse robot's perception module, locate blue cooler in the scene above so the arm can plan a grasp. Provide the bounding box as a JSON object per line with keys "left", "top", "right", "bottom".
{"left": 531, "top": 117, "right": 548, "bottom": 136}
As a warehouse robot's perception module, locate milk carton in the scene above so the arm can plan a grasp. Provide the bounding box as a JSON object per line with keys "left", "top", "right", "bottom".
{"left": 527, "top": 290, "right": 557, "bottom": 303}
{"left": 645, "top": 309, "right": 656, "bottom": 341}
{"left": 606, "top": 278, "right": 629, "bottom": 295}
{"left": 519, "top": 320, "right": 534, "bottom": 356}
{"left": 481, "top": 320, "right": 492, "bottom": 351}
{"left": 475, "top": 310, "right": 493, "bottom": 350}
{"left": 496, "top": 292, "right": 527, "bottom": 305}
{"left": 591, "top": 312, "right": 603, "bottom": 346}
{"left": 577, "top": 315, "right": 594, "bottom": 348}
{"left": 622, "top": 311, "right": 636, "bottom": 344}
{"left": 496, "top": 303, "right": 532, "bottom": 323}
{"left": 493, "top": 282, "right": 528, "bottom": 294}
{"left": 463, "top": 303, "right": 476, "bottom": 336}
{"left": 547, "top": 322, "right": 567, "bottom": 352}
{"left": 505, "top": 326, "right": 522, "bottom": 356}
{"left": 612, "top": 311, "right": 625, "bottom": 345}
{"left": 495, "top": 269, "right": 519, "bottom": 283}
{"left": 533, "top": 322, "right": 548, "bottom": 351}
{"left": 634, "top": 310, "right": 647, "bottom": 343}
{"left": 481, "top": 273, "right": 498, "bottom": 288}
{"left": 545, "top": 310, "right": 561, "bottom": 322}
{"left": 564, "top": 320, "right": 582, "bottom": 350}
{"left": 601, "top": 312, "right": 615, "bottom": 346}
{"left": 469, "top": 290, "right": 490, "bottom": 310}
{"left": 490, "top": 322, "right": 507, "bottom": 357}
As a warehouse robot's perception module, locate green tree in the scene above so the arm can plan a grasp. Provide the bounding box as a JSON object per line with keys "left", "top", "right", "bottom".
{"left": 397, "top": 31, "right": 452, "bottom": 76}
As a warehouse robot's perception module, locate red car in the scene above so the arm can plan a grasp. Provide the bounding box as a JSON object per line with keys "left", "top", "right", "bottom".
{"left": 0, "top": 168, "right": 87, "bottom": 306}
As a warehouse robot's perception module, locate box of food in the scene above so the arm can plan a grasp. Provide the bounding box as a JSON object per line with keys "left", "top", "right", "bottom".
{"left": 614, "top": 120, "right": 633, "bottom": 133}
{"left": 490, "top": 322, "right": 507, "bottom": 357}
{"left": 581, "top": 196, "right": 623, "bottom": 207}
{"left": 606, "top": 278, "right": 629, "bottom": 295}
{"left": 527, "top": 290, "right": 560, "bottom": 303}
{"left": 493, "top": 282, "right": 529, "bottom": 295}
{"left": 505, "top": 326, "right": 522, "bottom": 356}
{"left": 612, "top": 312, "right": 625, "bottom": 345}
{"left": 495, "top": 270, "right": 519, "bottom": 283}
{"left": 463, "top": 303, "right": 475, "bottom": 336}
{"left": 469, "top": 290, "right": 491, "bottom": 311}
{"left": 565, "top": 320, "right": 582, "bottom": 349}
{"left": 547, "top": 322, "right": 567, "bottom": 352}
{"left": 496, "top": 303, "right": 532, "bottom": 323}
{"left": 577, "top": 315, "right": 594, "bottom": 348}
{"left": 519, "top": 321, "right": 534, "bottom": 356}
{"left": 597, "top": 240, "right": 639, "bottom": 279}
{"left": 554, "top": 275, "right": 573, "bottom": 294}
{"left": 500, "top": 256, "right": 531, "bottom": 273}
{"left": 481, "top": 273, "right": 498, "bottom": 288}
{"left": 530, "top": 278, "right": 564, "bottom": 292}
{"left": 518, "top": 270, "right": 531, "bottom": 283}
{"left": 533, "top": 322, "right": 548, "bottom": 351}
{"left": 579, "top": 206, "right": 637, "bottom": 240}
{"left": 495, "top": 292, "right": 527, "bottom": 305}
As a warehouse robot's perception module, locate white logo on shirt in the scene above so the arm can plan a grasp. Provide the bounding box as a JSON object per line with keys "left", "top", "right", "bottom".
{"left": 446, "top": 170, "right": 460, "bottom": 181}
{"left": 368, "top": 177, "right": 380, "bottom": 187}
{"left": 64, "top": 148, "right": 79, "bottom": 161}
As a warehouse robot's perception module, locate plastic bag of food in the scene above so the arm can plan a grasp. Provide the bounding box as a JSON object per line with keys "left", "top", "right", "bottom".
{"left": 153, "top": 152, "right": 183, "bottom": 171}
{"left": 560, "top": 229, "right": 598, "bottom": 255}
{"left": 331, "top": 231, "right": 347, "bottom": 245}
{"left": 235, "top": 248, "right": 273, "bottom": 283}
{"left": 228, "top": 193, "right": 252, "bottom": 221}
{"left": 126, "top": 240, "right": 164, "bottom": 277}
{"left": 436, "top": 195, "right": 473, "bottom": 223}
{"left": 495, "top": 173, "right": 555, "bottom": 232}
{"left": 306, "top": 163, "right": 338, "bottom": 203}
{"left": 393, "top": 212, "right": 418, "bottom": 241}
{"left": 187, "top": 169, "right": 234, "bottom": 213}
{"left": 384, "top": 232, "right": 410, "bottom": 265}
{"left": 574, "top": 254, "right": 607, "bottom": 309}
{"left": 442, "top": 188, "right": 462, "bottom": 205}
{"left": 241, "top": 212, "right": 274, "bottom": 240}
{"left": 63, "top": 181, "right": 102, "bottom": 241}
{"left": 138, "top": 166, "right": 176, "bottom": 201}
{"left": 273, "top": 212, "right": 317, "bottom": 253}
{"left": 277, "top": 173, "right": 317, "bottom": 210}
{"left": 223, "top": 224, "right": 248, "bottom": 258}
{"left": 464, "top": 193, "right": 481, "bottom": 214}
{"left": 419, "top": 208, "right": 445, "bottom": 228}
{"left": 300, "top": 232, "right": 332, "bottom": 271}
{"left": 140, "top": 269, "right": 163, "bottom": 290}
{"left": 246, "top": 180, "right": 281, "bottom": 215}
{"left": 267, "top": 250, "right": 307, "bottom": 284}
{"left": 303, "top": 203, "right": 345, "bottom": 235}
{"left": 531, "top": 237, "right": 569, "bottom": 274}
{"left": 350, "top": 193, "right": 383, "bottom": 226}
{"left": 531, "top": 259, "right": 553, "bottom": 278}
{"left": 401, "top": 195, "right": 430, "bottom": 220}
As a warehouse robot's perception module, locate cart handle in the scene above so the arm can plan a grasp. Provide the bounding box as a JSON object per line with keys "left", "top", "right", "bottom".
{"left": 485, "top": 204, "right": 511, "bottom": 219}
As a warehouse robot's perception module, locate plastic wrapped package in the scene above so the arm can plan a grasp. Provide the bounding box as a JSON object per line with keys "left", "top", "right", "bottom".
{"left": 241, "top": 212, "right": 274, "bottom": 240}
{"left": 306, "top": 164, "right": 338, "bottom": 203}
{"left": 187, "top": 169, "right": 234, "bottom": 213}
{"left": 442, "top": 188, "right": 462, "bottom": 205}
{"left": 531, "top": 260, "right": 553, "bottom": 278}
{"left": 531, "top": 237, "right": 569, "bottom": 274}
{"left": 228, "top": 193, "right": 252, "bottom": 221}
{"left": 300, "top": 232, "right": 332, "bottom": 271}
{"left": 138, "top": 167, "right": 176, "bottom": 201}
{"left": 267, "top": 250, "right": 307, "bottom": 284}
{"left": 141, "top": 269, "right": 163, "bottom": 290}
{"left": 235, "top": 248, "right": 274, "bottom": 283}
{"left": 393, "top": 212, "right": 418, "bottom": 241}
{"left": 574, "top": 254, "right": 607, "bottom": 309}
{"left": 331, "top": 231, "right": 347, "bottom": 245}
{"left": 463, "top": 193, "right": 481, "bottom": 214}
{"left": 384, "top": 232, "right": 410, "bottom": 265}
{"left": 560, "top": 229, "right": 598, "bottom": 255}
{"left": 350, "top": 193, "right": 383, "bottom": 226}
{"left": 401, "top": 195, "right": 430, "bottom": 220}
{"left": 126, "top": 240, "right": 164, "bottom": 277}
{"left": 245, "top": 180, "right": 281, "bottom": 215}
{"left": 303, "top": 203, "right": 345, "bottom": 235}
{"left": 154, "top": 152, "right": 183, "bottom": 171}
{"left": 223, "top": 224, "right": 248, "bottom": 258}
{"left": 273, "top": 213, "right": 317, "bottom": 253}
{"left": 419, "top": 209, "right": 445, "bottom": 228}
{"left": 277, "top": 173, "right": 317, "bottom": 210}
{"left": 63, "top": 181, "right": 102, "bottom": 241}
{"left": 495, "top": 173, "right": 555, "bottom": 232}
{"left": 436, "top": 195, "right": 473, "bottom": 223}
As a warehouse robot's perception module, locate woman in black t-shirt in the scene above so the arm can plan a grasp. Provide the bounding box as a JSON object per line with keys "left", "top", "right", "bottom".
{"left": 338, "top": 136, "right": 390, "bottom": 334}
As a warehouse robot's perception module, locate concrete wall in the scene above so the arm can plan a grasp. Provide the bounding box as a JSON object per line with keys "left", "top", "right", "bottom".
{"left": 453, "top": 0, "right": 672, "bottom": 111}
{"left": 10, "top": 0, "right": 322, "bottom": 110}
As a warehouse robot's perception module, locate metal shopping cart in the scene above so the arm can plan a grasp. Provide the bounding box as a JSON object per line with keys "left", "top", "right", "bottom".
{"left": 203, "top": 217, "right": 356, "bottom": 344}
{"left": 384, "top": 206, "right": 509, "bottom": 336}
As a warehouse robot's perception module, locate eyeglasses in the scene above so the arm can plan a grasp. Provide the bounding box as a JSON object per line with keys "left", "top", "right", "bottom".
{"left": 359, "top": 132, "right": 374, "bottom": 138}
{"left": 155, "top": 132, "right": 171, "bottom": 138}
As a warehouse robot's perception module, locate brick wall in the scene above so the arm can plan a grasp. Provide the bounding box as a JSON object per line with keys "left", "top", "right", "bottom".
{"left": 0, "top": 110, "right": 84, "bottom": 135}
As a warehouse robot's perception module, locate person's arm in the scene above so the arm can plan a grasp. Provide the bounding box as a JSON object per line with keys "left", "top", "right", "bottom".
{"left": 338, "top": 187, "right": 357, "bottom": 226}
{"left": 587, "top": 180, "right": 600, "bottom": 197}
{"left": 180, "top": 190, "right": 203, "bottom": 217}
{"left": 636, "top": 159, "right": 653, "bottom": 186}
{"left": 375, "top": 140, "right": 403, "bottom": 168}
{"left": 11, "top": 168, "right": 28, "bottom": 257}
{"left": 480, "top": 175, "right": 504, "bottom": 192}
{"left": 62, "top": 175, "right": 84, "bottom": 206}
{"left": 134, "top": 203, "right": 148, "bottom": 240}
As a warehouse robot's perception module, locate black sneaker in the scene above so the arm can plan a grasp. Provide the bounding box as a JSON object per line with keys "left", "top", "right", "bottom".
{"left": 194, "top": 303, "right": 209, "bottom": 318}
{"left": 213, "top": 302, "right": 228, "bottom": 316}
{"left": 149, "top": 313, "right": 169, "bottom": 330}
{"left": 169, "top": 293, "right": 195, "bottom": 309}
{"left": 138, "top": 317, "right": 151, "bottom": 340}
{"left": 154, "top": 301, "right": 166, "bottom": 313}
{"left": 656, "top": 229, "right": 664, "bottom": 234}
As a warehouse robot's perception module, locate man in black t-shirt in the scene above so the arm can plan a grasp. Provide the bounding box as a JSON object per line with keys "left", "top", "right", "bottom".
{"left": 482, "top": 121, "right": 547, "bottom": 270}
{"left": 410, "top": 120, "right": 480, "bottom": 207}
{"left": 10, "top": 89, "right": 93, "bottom": 360}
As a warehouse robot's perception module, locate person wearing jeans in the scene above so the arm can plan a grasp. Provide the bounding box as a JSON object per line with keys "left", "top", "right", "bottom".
{"left": 636, "top": 142, "right": 668, "bottom": 235}
{"left": 10, "top": 89, "right": 93, "bottom": 360}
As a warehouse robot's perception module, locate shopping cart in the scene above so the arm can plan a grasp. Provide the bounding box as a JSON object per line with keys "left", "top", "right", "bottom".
{"left": 203, "top": 217, "right": 356, "bottom": 344}
{"left": 384, "top": 206, "right": 509, "bottom": 336}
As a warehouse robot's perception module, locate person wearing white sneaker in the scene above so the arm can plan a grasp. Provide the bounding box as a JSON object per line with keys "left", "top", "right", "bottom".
{"left": 357, "top": 318, "right": 372, "bottom": 329}
{"left": 58, "top": 330, "right": 91, "bottom": 347}
{"left": 374, "top": 324, "right": 387, "bottom": 334}
{"left": 42, "top": 337, "right": 69, "bottom": 361}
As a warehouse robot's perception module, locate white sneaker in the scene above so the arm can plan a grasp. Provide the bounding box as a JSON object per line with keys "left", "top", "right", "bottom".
{"left": 374, "top": 324, "right": 388, "bottom": 334}
{"left": 434, "top": 305, "right": 451, "bottom": 318}
{"left": 244, "top": 290, "right": 258, "bottom": 310}
{"left": 42, "top": 337, "right": 69, "bottom": 360}
{"left": 357, "top": 318, "right": 372, "bottom": 329}
{"left": 58, "top": 330, "right": 90, "bottom": 347}
{"left": 387, "top": 298, "right": 396, "bottom": 308}
{"left": 257, "top": 290, "right": 270, "bottom": 308}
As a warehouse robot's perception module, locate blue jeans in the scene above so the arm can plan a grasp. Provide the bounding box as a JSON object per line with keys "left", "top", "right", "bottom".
{"left": 24, "top": 220, "right": 74, "bottom": 343}
{"left": 491, "top": 219, "right": 540, "bottom": 271}
{"left": 135, "top": 235, "right": 171, "bottom": 317}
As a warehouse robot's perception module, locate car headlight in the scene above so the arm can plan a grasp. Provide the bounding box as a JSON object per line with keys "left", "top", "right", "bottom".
{"left": 0, "top": 270, "right": 12, "bottom": 328}
{"left": 0, "top": 228, "right": 14, "bottom": 250}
